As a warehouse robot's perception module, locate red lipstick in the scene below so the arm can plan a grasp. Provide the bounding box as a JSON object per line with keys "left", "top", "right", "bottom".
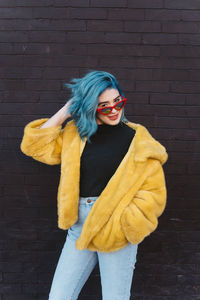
{"left": 108, "top": 114, "right": 119, "bottom": 120}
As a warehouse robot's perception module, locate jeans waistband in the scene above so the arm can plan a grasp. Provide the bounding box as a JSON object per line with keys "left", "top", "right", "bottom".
{"left": 79, "top": 196, "right": 99, "bottom": 204}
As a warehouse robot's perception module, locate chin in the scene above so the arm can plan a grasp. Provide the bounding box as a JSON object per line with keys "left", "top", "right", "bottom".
{"left": 106, "top": 118, "right": 120, "bottom": 125}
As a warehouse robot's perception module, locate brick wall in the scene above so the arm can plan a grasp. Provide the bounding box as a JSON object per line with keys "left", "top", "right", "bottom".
{"left": 0, "top": 0, "right": 200, "bottom": 299}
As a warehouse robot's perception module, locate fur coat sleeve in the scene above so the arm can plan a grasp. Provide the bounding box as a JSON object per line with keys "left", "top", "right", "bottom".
{"left": 120, "top": 159, "right": 167, "bottom": 245}
{"left": 20, "top": 118, "right": 63, "bottom": 165}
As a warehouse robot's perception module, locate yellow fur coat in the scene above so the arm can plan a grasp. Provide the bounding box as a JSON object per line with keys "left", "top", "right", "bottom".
{"left": 20, "top": 118, "right": 168, "bottom": 252}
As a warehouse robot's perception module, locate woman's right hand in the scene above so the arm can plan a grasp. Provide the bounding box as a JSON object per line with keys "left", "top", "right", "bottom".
{"left": 39, "top": 100, "right": 73, "bottom": 129}
{"left": 64, "top": 99, "right": 73, "bottom": 118}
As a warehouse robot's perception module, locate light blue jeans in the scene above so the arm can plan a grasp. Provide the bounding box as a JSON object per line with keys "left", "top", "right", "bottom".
{"left": 48, "top": 196, "right": 138, "bottom": 300}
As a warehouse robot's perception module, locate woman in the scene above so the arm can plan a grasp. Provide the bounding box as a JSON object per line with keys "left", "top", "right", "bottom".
{"left": 20, "top": 70, "right": 168, "bottom": 300}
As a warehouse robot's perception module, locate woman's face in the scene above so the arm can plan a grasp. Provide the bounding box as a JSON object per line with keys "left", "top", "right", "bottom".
{"left": 96, "top": 88, "right": 123, "bottom": 125}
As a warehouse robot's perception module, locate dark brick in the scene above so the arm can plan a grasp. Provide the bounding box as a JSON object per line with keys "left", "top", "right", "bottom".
{"left": 32, "top": 19, "right": 86, "bottom": 31}
{"left": 50, "top": 55, "right": 98, "bottom": 68}
{"left": 54, "top": 0, "right": 89, "bottom": 6}
{"left": 188, "top": 69, "right": 200, "bottom": 80}
{"left": 4, "top": 183, "right": 57, "bottom": 198}
{"left": 0, "top": 80, "right": 24, "bottom": 91}
{"left": 105, "top": 33, "right": 141, "bottom": 44}
{"left": 179, "top": 232, "right": 200, "bottom": 242}
{"left": 155, "top": 117, "right": 189, "bottom": 128}
{"left": 0, "top": 7, "right": 32, "bottom": 18}
{"left": 43, "top": 67, "right": 79, "bottom": 79}
{"left": 156, "top": 127, "right": 198, "bottom": 140}
{"left": 136, "top": 81, "right": 169, "bottom": 92}
{"left": 0, "top": 55, "right": 23, "bottom": 67}
{"left": 32, "top": 7, "right": 69, "bottom": 19}
{"left": 128, "top": 0, "right": 163, "bottom": 8}
{"left": 37, "top": 295, "right": 49, "bottom": 300}
{"left": 29, "top": 31, "right": 65, "bottom": 43}
{"left": 165, "top": 140, "right": 200, "bottom": 152}
{"left": 22, "top": 283, "right": 50, "bottom": 294}
{"left": 24, "top": 174, "right": 58, "bottom": 186}
{"left": 16, "top": 0, "right": 54, "bottom": 5}
{"left": 0, "top": 0, "right": 15, "bottom": 6}
{"left": 160, "top": 45, "right": 200, "bottom": 57}
{"left": 22, "top": 55, "right": 49, "bottom": 67}
{"left": 164, "top": 57, "right": 200, "bottom": 69}
{"left": 185, "top": 94, "right": 200, "bottom": 105}
{"left": 179, "top": 34, "right": 200, "bottom": 45}
{"left": 143, "top": 33, "right": 177, "bottom": 44}
{"left": 5, "top": 227, "right": 37, "bottom": 241}
{"left": 190, "top": 119, "right": 200, "bottom": 128}
{"left": 163, "top": 21, "right": 200, "bottom": 34}
{"left": 150, "top": 93, "right": 185, "bottom": 105}
{"left": 4, "top": 295, "right": 36, "bottom": 300}
{"left": 125, "top": 21, "right": 161, "bottom": 32}
{"left": 70, "top": 7, "right": 107, "bottom": 19}
{"left": 145, "top": 9, "right": 181, "bottom": 21}
{"left": 170, "top": 152, "right": 200, "bottom": 165}
{"left": 165, "top": 0, "right": 200, "bottom": 9}
{"left": 125, "top": 92, "right": 148, "bottom": 104}
{"left": 87, "top": 20, "right": 123, "bottom": 31}
{"left": 64, "top": 44, "right": 88, "bottom": 55}
{"left": 150, "top": 68, "right": 189, "bottom": 80}
{"left": 0, "top": 283, "right": 21, "bottom": 294}
{"left": 108, "top": 8, "right": 145, "bottom": 20}
{"left": 171, "top": 82, "right": 200, "bottom": 93}
{"left": 0, "top": 19, "right": 85, "bottom": 31}
{"left": 182, "top": 10, "right": 200, "bottom": 21}
{"left": 4, "top": 207, "right": 39, "bottom": 219}
{"left": 39, "top": 90, "right": 69, "bottom": 102}
{"left": 0, "top": 67, "right": 42, "bottom": 79}
{"left": 0, "top": 19, "right": 31, "bottom": 30}
{"left": 142, "top": 297, "right": 199, "bottom": 300}
{"left": 24, "top": 79, "right": 61, "bottom": 91}
{"left": 3, "top": 272, "right": 37, "bottom": 283}
{"left": 1, "top": 91, "right": 39, "bottom": 102}
{"left": 37, "top": 272, "right": 53, "bottom": 283}
{"left": 1, "top": 103, "right": 60, "bottom": 117}
{"left": 0, "top": 31, "right": 28, "bottom": 42}
{"left": 66, "top": 32, "right": 105, "bottom": 43}
{"left": 88, "top": 41, "right": 159, "bottom": 57}
{"left": 0, "top": 174, "right": 24, "bottom": 185}
{"left": 17, "top": 240, "right": 59, "bottom": 251}
{"left": 0, "top": 43, "right": 12, "bottom": 54}
{"left": 100, "top": 56, "right": 160, "bottom": 68}
{"left": 0, "top": 160, "right": 39, "bottom": 174}
{"left": 91, "top": 0, "right": 126, "bottom": 7}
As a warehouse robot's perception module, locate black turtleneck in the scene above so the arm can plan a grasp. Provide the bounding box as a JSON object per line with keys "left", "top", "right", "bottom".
{"left": 79, "top": 121, "right": 136, "bottom": 197}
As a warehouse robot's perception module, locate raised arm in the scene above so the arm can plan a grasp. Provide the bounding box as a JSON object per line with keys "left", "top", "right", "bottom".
{"left": 39, "top": 102, "right": 71, "bottom": 129}
{"left": 20, "top": 102, "right": 72, "bottom": 165}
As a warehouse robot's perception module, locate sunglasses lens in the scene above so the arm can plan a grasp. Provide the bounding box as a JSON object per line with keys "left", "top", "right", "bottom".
{"left": 99, "top": 108, "right": 112, "bottom": 115}
{"left": 115, "top": 101, "right": 125, "bottom": 110}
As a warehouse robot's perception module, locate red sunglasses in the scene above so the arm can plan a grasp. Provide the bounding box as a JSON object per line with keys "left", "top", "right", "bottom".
{"left": 97, "top": 94, "right": 127, "bottom": 115}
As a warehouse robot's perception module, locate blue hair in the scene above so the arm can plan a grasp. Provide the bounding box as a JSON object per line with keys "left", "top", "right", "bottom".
{"left": 64, "top": 70, "right": 129, "bottom": 143}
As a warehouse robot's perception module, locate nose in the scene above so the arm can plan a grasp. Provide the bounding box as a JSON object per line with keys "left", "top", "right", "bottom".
{"left": 112, "top": 108, "right": 119, "bottom": 114}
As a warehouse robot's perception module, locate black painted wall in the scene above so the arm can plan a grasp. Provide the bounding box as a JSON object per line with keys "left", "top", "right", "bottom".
{"left": 1, "top": 0, "right": 200, "bottom": 299}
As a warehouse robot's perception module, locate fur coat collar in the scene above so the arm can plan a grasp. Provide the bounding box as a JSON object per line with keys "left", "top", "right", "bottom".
{"left": 21, "top": 118, "right": 168, "bottom": 252}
